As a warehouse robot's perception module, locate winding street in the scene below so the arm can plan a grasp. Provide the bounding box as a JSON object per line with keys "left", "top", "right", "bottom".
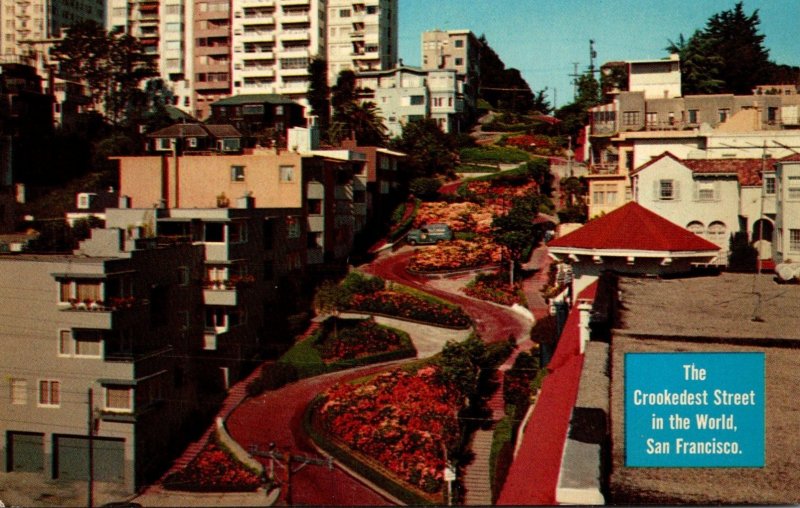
{"left": 225, "top": 246, "right": 533, "bottom": 505}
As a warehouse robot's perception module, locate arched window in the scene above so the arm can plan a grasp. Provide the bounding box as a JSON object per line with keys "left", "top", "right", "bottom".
{"left": 707, "top": 221, "right": 727, "bottom": 244}
{"left": 686, "top": 221, "right": 705, "bottom": 236}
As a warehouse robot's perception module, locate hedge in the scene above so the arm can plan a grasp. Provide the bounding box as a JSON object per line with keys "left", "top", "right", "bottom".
{"left": 304, "top": 396, "right": 442, "bottom": 506}
{"left": 388, "top": 199, "right": 421, "bottom": 242}
{"left": 459, "top": 146, "right": 531, "bottom": 164}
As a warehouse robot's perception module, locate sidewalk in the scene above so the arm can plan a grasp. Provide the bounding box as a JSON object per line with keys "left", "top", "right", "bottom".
{"left": 134, "top": 485, "right": 279, "bottom": 507}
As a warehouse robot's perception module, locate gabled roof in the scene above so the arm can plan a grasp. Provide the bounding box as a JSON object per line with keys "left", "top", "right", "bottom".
{"left": 779, "top": 153, "right": 800, "bottom": 162}
{"left": 211, "top": 94, "right": 298, "bottom": 106}
{"left": 631, "top": 152, "right": 774, "bottom": 186}
{"left": 548, "top": 202, "right": 719, "bottom": 253}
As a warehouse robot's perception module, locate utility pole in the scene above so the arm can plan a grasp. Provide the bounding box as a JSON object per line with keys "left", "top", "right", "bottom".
{"left": 87, "top": 388, "right": 94, "bottom": 508}
{"left": 589, "top": 39, "right": 597, "bottom": 78}
{"left": 569, "top": 62, "right": 580, "bottom": 100}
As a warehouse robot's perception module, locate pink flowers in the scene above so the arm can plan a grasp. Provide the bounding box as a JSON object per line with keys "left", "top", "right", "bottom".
{"left": 318, "top": 366, "right": 464, "bottom": 494}
{"left": 409, "top": 239, "right": 503, "bottom": 272}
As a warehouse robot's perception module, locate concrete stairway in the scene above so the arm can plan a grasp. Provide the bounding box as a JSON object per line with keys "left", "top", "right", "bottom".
{"left": 462, "top": 430, "right": 495, "bottom": 505}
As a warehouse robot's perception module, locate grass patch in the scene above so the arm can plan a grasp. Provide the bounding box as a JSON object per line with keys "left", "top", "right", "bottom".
{"left": 455, "top": 163, "right": 501, "bottom": 174}
{"left": 490, "top": 413, "right": 515, "bottom": 503}
{"left": 459, "top": 146, "right": 531, "bottom": 165}
{"left": 390, "top": 282, "right": 463, "bottom": 310}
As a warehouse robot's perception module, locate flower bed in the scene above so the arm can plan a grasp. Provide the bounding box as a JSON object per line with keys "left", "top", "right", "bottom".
{"left": 318, "top": 319, "right": 410, "bottom": 361}
{"left": 317, "top": 366, "right": 463, "bottom": 494}
{"left": 163, "top": 437, "right": 262, "bottom": 492}
{"left": 349, "top": 290, "right": 470, "bottom": 328}
{"left": 408, "top": 239, "right": 503, "bottom": 273}
{"left": 463, "top": 271, "right": 525, "bottom": 306}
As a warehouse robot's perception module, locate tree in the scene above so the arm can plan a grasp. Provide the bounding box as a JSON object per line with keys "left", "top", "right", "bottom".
{"left": 554, "top": 73, "right": 601, "bottom": 138}
{"left": 392, "top": 119, "right": 458, "bottom": 178}
{"left": 478, "top": 35, "right": 535, "bottom": 113}
{"left": 105, "top": 33, "right": 157, "bottom": 125}
{"left": 331, "top": 70, "right": 357, "bottom": 117}
{"left": 558, "top": 176, "right": 588, "bottom": 223}
{"left": 307, "top": 57, "right": 330, "bottom": 134}
{"left": 51, "top": 21, "right": 111, "bottom": 108}
{"left": 313, "top": 280, "right": 351, "bottom": 344}
{"left": 491, "top": 195, "right": 539, "bottom": 285}
{"left": 525, "top": 159, "right": 554, "bottom": 198}
{"left": 329, "top": 101, "right": 388, "bottom": 146}
{"left": 666, "top": 3, "right": 785, "bottom": 95}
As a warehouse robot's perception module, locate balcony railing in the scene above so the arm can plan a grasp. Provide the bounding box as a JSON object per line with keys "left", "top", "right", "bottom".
{"left": 588, "top": 164, "right": 620, "bottom": 175}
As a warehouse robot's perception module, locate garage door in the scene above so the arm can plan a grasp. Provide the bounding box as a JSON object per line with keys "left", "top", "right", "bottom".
{"left": 7, "top": 431, "right": 44, "bottom": 473}
{"left": 54, "top": 435, "right": 124, "bottom": 482}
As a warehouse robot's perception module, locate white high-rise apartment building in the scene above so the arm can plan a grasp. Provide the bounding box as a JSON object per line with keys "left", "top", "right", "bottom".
{"left": 106, "top": 0, "right": 197, "bottom": 115}
{"left": 326, "top": 0, "right": 396, "bottom": 85}
{"left": 230, "top": 0, "right": 326, "bottom": 109}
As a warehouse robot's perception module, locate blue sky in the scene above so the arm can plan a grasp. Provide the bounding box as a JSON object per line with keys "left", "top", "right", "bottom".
{"left": 398, "top": 0, "right": 800, "bottom": 108}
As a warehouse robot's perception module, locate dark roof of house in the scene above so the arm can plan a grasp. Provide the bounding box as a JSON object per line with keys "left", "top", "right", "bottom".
{"left": 631, "top": 152, "right": 775, "bottom": 186}
{"left": 211, "top": 94, "right": 299, "bottom": 107}
{"left": 548, "top": 201, "right": 720, "bottom": 252}
{"left": 147, "top": 123, "right": 242, "bottom": 139}
{"left": 147, "top": 123, "right": 210, "bottom": 138}
{"left": 165, "top": 106, "right": 197, "bottom": 122}
{"left": 204, "top": 124, "right": 242, "bottom": 138}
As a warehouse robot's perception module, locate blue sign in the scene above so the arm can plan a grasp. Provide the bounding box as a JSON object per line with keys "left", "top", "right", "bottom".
{"left": 625, "top": 352, "right": 764, "bottom": 467}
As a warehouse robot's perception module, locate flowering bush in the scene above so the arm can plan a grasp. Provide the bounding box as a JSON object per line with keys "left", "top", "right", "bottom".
{"left": 349, "top": 291, "right": 470, "bottom": 328}
{"left": 318, "top": 366, "right": 464, "bottom": 493}
{"left": 409, "top": 238, "right": 503, "bottom": 272}
{"left": 163, "top": 438, "right": 262, "bottom": 492}
{"left": 463, "top": 271, "right": 525, "bottom": 306}
{"left": 318, "top": 319, "right": 405, "bottom": 361}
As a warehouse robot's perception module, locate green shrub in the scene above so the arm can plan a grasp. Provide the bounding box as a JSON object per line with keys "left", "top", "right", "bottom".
{"left": 459, "top": 146, "right": 531, "bottom": 164}
{"left": 278, "top": 336, "right": 327, "bottom": 379}
{"left": 490, "top": 415, "right": 515, "bottom": 503}
{"left": 409, "top": 177, "right": 443, "bottom": 201}
{"left": 341, "top": 271, "right": 385, "bottom": 295}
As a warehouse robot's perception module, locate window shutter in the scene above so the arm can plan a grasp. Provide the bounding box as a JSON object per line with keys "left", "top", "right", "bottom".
{"left": 674, "top": 181, "right": 681, "bottom": 200}
{"left": 693, "top": 182, "right": 700, "bottom": 201}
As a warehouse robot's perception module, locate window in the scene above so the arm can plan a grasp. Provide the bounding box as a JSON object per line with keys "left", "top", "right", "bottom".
{"left": 166, "top": 22, "right": 181, "bottom": 32}
{"left": 286, "top": 216, "right": 301, "bottom": 239}
{"left": 74, "top": 330, "right": 102, "bottom": 357}
{"left": 242, "top": 104, "right": 264, "bottom": 115}
{"left": 455, "top": 58, "right": 463, "bottom": 66}
{"left": 339, "top": 8, "right": 350, "bottom": 17}
{"left": 10, "top": 379, "right": 27, "bottom": 405}
{"left": 764, "top": 176, "right": 776, "bottom": 195}
{"left": 104, "top": 386, "right": 133, "bottom": 412}
{"left": 279, "top": 166, "right": 294, "bottom": 182}
{"left": 307, "top": 232, "right": 322, "bottom": 248}
{"left": 59, "top": 330, "right": 71, "bottom": 355}
{"left": 707, "top": 222, "right": 726, "bottom": 244}
{"left": 695, "top": 181, "right": 717, "bottom": 201}
{"left": 790, "top": 229, "right": 800, "bottom": 252}
{"left": 646, "top": 112, "right": 658, "bottom": 127}
{"left": 38, "top": 380, "right": 60, "bottom": 407}
{"left": 59, "top": 281, "right": 72, "bottom": 303}
{"left": 454, "top": 39, "right": 464, "bottom": 48}
{"left": 157, "top": 138, "right": 173, "bottom": 150}
{"left": 228, "top": 222, "right": 247, "bottom": 243}
{"left": 768, "top": 107, "right": 778, "bottom": 123}
{"left": 688, "top": 109, "right": 699, "bottom": 123}
{"left": 686, "top": 221, "right": 705, "bottom": 236}
{"left": 788, "top": 176, "right": 800, "bottom": 200}
{"left": 718, "top": 108, "right": 730, "bottom": 122}
{"left": 275, "top": 105, "right": 284, "bottom": 115}
{"left": 76, "top": 282, "right": 101, "bottom": 302}
{"left": 204, "top": 223, "right": 225, "bottom": 242}
{"left": 231, "top": 165, "right": 245, "bottom": 182}
{"left": 366, "top": 5, "right": 377, "bottom": 14}
{"left": 410, "top": 95, "right": 425, "bottom": 106}
{"left": 656, "top": 179, "right": 678, "bottom": 200}
{"left": 622, "top": 111, "right": 640, "bottom": 125}
{"left": 308, "top": 199, "right": 322, "bottom": 214}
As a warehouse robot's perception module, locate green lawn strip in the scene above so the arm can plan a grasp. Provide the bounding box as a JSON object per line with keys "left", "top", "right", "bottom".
{"left": 459, "top": 146, "right": 531, "bottom": 164}
{"left": 489, "top": 412, "right": 515, "bottom": 503}
{"left": 456, "top": 163, "right": 501, "bottom": 173}
{"left": 304, "top": 395, "right": 442, "bottom": 506}
{"left": 389, "top": 282, "right": 462, "bottom": 310}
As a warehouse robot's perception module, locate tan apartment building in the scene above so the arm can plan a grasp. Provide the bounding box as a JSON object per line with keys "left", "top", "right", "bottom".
{"left": 421, "top": 29, "right": 480, "bottom": 112}
{"left": 0, "top": 227, "right": 206, "bottom": 494}
{"left": 326, "top": 0, "right": 397, "bottom": 84}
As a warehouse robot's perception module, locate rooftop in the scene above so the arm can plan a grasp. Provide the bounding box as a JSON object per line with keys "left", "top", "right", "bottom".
{"left": 211, "top": 94, "right": 298, "bottom": 107}
{"left": 547, "top": 202, "right": 720, "bottom": 253}
{"left": 631, "top": 152, "right": 776, "bottom": 186}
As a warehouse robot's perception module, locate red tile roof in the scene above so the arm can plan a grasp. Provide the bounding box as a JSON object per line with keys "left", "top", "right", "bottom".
{"left": 548, "top": 202, "right": 720, "bottom": 252}
{"left": 630, "top": 152, "right": 775, "bottom": 186}
{"left": 497, "top": 282, "right": 597, "bottom": 506}
{"left": 779, "top": 153, "right": 800, "bottom": 162}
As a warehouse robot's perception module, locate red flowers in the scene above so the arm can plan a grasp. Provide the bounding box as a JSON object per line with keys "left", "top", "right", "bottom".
{"left": 350, "top": 291, "right": 470, "bottom": 328}
{"left": 318, "top": 366, "right": 464, "bottom": 493}
{"left": 463, "top": 271, "right": 524, "bottom": 306}
{"left": 409, "top": 239, "right": 502, "bottom": 272}
{"left": 318, "top": 320, "right": 405, "bottom": 361}
{"left": 163, "top": 438, "right": 262, "bottom": 492}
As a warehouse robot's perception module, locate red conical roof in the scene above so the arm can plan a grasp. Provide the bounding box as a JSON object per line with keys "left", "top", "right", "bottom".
{"left": 548, "top": 202, "right": 719, "bottom": 252}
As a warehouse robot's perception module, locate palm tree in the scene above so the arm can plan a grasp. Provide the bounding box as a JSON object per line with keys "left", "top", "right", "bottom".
{"left": 330, "top": 100, "right": 388, "bottom": 147}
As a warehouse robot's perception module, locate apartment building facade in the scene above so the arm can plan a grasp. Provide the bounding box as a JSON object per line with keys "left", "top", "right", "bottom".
{"left": 326, "top": 0, "right": 397, "bottom": 84}
{"left": 420, "top": 29, "right": 480, "bottom": 112}
{"left": 355, "top": 66, "right": 466, "bottom": 137}
{"left": 0, "top": 230, "right": 206, "bottom": 493}
{"left": 230, "top": 0, "right": 326, "bottom": 111}
{"left": 773, "top": 156, "right": 800, "bottom": 266}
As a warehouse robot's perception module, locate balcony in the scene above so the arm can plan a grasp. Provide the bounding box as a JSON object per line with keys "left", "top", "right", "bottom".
{"left": 196, "top": 45, "right": 230, "bottom": 56}
{"left": 195, "top": 80, "right": 231, "bottom": 91}
{"left": 203, "top": 328, "right": 230, "bottom": 350}
{"left": 349, "top": 31, "right": 365, "bottom": 39}
{"left": 59, "top": 297, "right": 142, "bottom": 330}
{"left": 281, "top": 0, "right": 309, "bottom": 5}
{"left": 280, "top": 67, "right": 308, "bottom": 77}
{"left": 280, "top": 28, "right": 310, "bottom": 40}
{"left": 195, "top": 62, "right": 229, "bottom": 73}
{"left": 281, "top": 13, "right": 310, "bottom": 24}
{"left": 239, "top": 67, "right": 276, "bottom": 79}
{"left": 196, "top": 27, "right": 229, "bottom": 38}
{"left": 588, "top": 164, "right": 620, "bottom": 176}
{"left": 203, "top": 286, "right": 238, "bottom": 306}
{"left": 241, "top": 15, "right": 274, "bottom": 24}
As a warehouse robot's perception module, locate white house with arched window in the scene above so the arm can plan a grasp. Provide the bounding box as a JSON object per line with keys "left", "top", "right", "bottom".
{"left": 630, "top": 152, "right": 776, "bottom": 265}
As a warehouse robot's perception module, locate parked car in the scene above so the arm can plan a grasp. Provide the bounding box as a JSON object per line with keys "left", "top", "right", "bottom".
{"left": 406, "top": 223, "right": 453, "bottom": 245}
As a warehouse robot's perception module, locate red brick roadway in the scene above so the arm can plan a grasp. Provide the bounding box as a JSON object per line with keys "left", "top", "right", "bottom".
{"left": 226, "top": 247, "right": 543, "bottom": 505}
